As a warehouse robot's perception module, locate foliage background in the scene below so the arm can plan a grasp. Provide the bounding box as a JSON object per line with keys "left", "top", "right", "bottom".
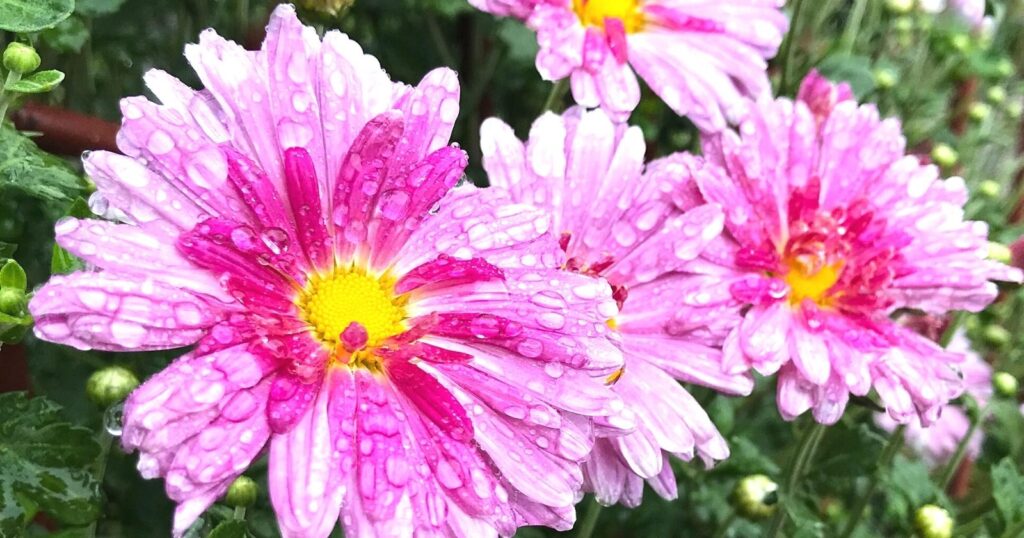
{"left": 1, "top": 0, "right": 1024, "bottom": 536}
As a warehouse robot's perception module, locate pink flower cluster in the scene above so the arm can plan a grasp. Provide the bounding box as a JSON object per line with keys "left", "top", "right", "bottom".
{"left": 27, "top": 3, "right": 1021, "bottom": 537}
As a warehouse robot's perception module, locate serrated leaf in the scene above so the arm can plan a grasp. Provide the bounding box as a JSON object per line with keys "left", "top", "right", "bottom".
{"left": 0, "top": 0, "right": 74, "bottom": 32}
{"left": 6, "top": 70, "right": 65, "bottom": 94}
{"left": 0, "top": 392, "right": 101, "bottom": 536}
{"left": 208, "top": 520, "right": 249, "bottom": 538}
{"left": 992, "top": 458, "right": 1024, "bottom": 526}
{"left": 813, "top": 423, "right": 885, "bottom": 478}
{"left": 0, "top": 126, "right": 88, "bottom": 207}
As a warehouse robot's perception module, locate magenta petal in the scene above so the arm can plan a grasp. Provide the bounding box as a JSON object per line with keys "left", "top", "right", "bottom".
{"left": 283, "top": 147, "right": 332, "bottom": 269}
{"left": 395, "top": 255, "right": 504, "bottom": 294}
{"left": 387, "top": 358, "right": 473, "bottom": 441}
{"left": 267, "top": 372, "right": 323, "bottom": 434}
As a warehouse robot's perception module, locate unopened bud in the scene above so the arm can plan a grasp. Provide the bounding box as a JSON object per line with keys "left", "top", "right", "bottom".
{"left": 225, "top": 476, "right": 258, "bottom": 507}
{"left": 1006, "top": 100, "right": 1023, "bottom": 120}
{"left": 949, "top": 34, "right": 970, "bottom": 53}
{"left": 0, "top": 287, "right": 24, "bottom": 315}
{"left": 874, "top": 68, "right": 898, "bottom": 90}
{"left": 968, "top": 102, "right": 991, "bottom": 122}
{"left": 987, "top": 87, "right": 1007, "bottom": 105}
{"left": 993, "top": 372, "right": 1019, "bottom": 398}
{"left": 995, "top": 59, "right": 1014, "bottom": 79}
{"left": 886, "top": 0, "right": 914, "bottom": 14}
{"left": 983, "top": 325, "right": 1011, "bottom": 348}
{"left": 733, "top": 474, "right": 778, "bottom": 519}
{"left": 2, "top": 42, "right": 40, "bottom": 75}
{"left": 930, "top": 144, "right": 958, "bottom": 168}
{"left": 977, "top": 180, "right": 1000, "bottom": 199}
{"left": 914, "top": 504, "right": 953, "bottom": 538}
{"left": 86, "top": 366, "right": 139, "bottom": 408}
{"left": 989, "top": 242, "right": 1012, "bottom": 264}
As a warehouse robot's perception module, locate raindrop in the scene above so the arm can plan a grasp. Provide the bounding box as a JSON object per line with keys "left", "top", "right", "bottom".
{"left": 104, "top": 402, "right": 125, "bottom": 437}
{"left": 260, "top": 228, "right": 289, "bottom": 255}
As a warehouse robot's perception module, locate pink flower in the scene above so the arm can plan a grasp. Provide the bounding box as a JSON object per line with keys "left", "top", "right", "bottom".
{"left": 469, "top": 0, "right": 788, "bottom": 131}
{"left": 480, "top": 108, "right": 751, "bottom": 506}
{"left": 679, "top": 70, "right": 1022, "bottom": 426}
{"left": 876, "top": 330, "right": 991, "bottom": 466}
{"left": 919, "top": 0, "right": 986, "bottom": 28}
{"left": 29, "top": 6, "right": 630, "bottom": 537}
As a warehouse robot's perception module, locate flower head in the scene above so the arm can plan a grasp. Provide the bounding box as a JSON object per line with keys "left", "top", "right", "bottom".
{"left": 683, "top": 70, "right": 1021, "bottom": 425}
{"left": 469, "top": 0, "right": 788, "bottom": 131}
{"left": 30, "top": 6, "right": 629, "bottom": 536}
{"left": 481, "top": 108, "right": 751, "bottom": 506}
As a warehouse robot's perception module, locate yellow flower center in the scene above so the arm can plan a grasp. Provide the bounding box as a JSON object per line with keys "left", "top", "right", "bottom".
{"left": 573, "top": 0, "right": 644, "bottom": 33}
{"left": 298, "top": 267, "right": 407, "bottom": 356}
{"left": 783, "top": 257, "right": 843, "bottom": 307}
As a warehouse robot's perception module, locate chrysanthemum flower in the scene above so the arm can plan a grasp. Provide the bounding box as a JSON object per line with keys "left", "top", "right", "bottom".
{"left": 29, "top": 6, "right": 630, "bottom": 536}
{"left": 469, "top": 0, "right": 788, "bottom": 131}
{"left": 480, "top": 108, "right": 752, "bottom": 506}
{"left": 679, "top": 70, "right": 1021, "bottom": 425}
{"left": 876, "top": 330, "right": 991, "bottom": 466}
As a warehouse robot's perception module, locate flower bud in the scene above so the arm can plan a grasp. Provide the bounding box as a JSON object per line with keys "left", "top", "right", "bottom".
{"left": 0, "top": 287, "right": 25, "bottom": 315}
{"left": 949, "top": 34, "right": 970, "bottom": 54}
{"left": 225, "top": 476, "right": 258, "bottom": 507}
{"left": 987, "top": 87, "right": 1007, "bottom": 105}
{"left": 874, "top": 68, "right": 898, "bottom": 90}
{"left": 977, "top": 180, "right": 1000, "bottom": 199}
{"left": 86, "top": 366, "right": 140, "bottom": 408}
{"left": 968, "top": 102, "right": 991, "bottom": 122}
{"left": 930, "top": 144, "right": 958, "bottom": 169}
{"left": 914, "top": 504, "right": 953, "bottom": 538}
{"left": 2, "top": 42, "right": 40, "bottom": 75}
{"left": 894, "top": 16, "right": 914, "bottom": 34}
{"left": 983, "top": 325, "right": 1011, "bottom": 348}
{"left": 732, "top": 474, "right": 778, "bottom": 519}
{"left": 299, "top": 0, "right": 353, "bottom": 15}
{"left": 995, "top": 59, "right": 1014, "bottom": 79}
{"left": 988, "top": 242, "right": 1012, "bottom": 265}
{"left": 993, "top": 372, "right": 1019, "bottom": 399}
{"left": 885, "top": 0, "right": 914, "bottom": 14}
{"left": 1006, "top": 100, "right": 1023, "bottom": 120}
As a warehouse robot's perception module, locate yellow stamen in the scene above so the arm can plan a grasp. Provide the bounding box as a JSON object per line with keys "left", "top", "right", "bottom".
{"left": 783, "top": 258, "right": 843, "bottom": 307}
{"left": 298, "top": 266, "right": 407, "bottom": 368}
{"left": 606, "top": 317, "right": 619, "bottom": 330}
{"left": 572, "top": 0, "right": 644, "bottom": 33}
{"left": 606, "top": 366, "right": 625, "bottom": 385}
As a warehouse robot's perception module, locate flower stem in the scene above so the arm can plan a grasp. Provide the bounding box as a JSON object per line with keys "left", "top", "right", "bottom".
{"left": 542, "top": 79, "right": 569, "bottom": 113}
{"left": 765, "top": 421, "right": 827, "bottom": 538}
{"left": 233, "top": 506, "right": 247, "bottom": 521}
{"left": 839, "top": 0, "right": 868, "bottom": 55}
{"left": 778, "top": 0, "right": 806, "bottom": 94}
{"left": 0, "top": 70, "right": 23, "bottom": 124}
{"left": 838, "top": 425, "right": 906, "bottom": 538}
{"left": 576, "top": 496, "right": 603, "bottom": 538}
{"left": 939, "top": 311, "right": 966, "bottom": 347}
{"left": 939, "top": 401, "right": 987, "bottom": 491}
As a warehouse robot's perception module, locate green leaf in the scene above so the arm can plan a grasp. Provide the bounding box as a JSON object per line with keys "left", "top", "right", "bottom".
{"left": 0, "top": 126, "right": 88, "bottom": 208}
{"left": 75, "top": 0, "right": 127, "bottom": 16}
{"left": 0, "top": 0, "right": 74, "bottom": 32}
{"left": 813, "top": 423, "right": 886, "bottom": 479}
{"left": 0, "top": 259, "right": 26, "bottom": 289}
{"left": 6, "top": 70, "right": 65, "bottom": 94}
{"left": 50, "top": 242, "right": 81, "bottom": 275}
{"left": 992, "top": 458, "right": 1024, "bottom": 527}
{"left": 0, "top": 309, "right": 32, "bottom": 343}
{"left": 0, "top": 392, "right": 101, "bottom": 536}
{"left": 208, "top": 520, "right": 249, "bottom": 538}
{"left": 816, "top": 54, "right": 877, "bottom": 99}
{"left": 40, "top": 16, "right": 90, "bottom": 54}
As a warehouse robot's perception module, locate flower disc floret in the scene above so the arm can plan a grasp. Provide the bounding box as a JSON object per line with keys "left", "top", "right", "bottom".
{"left": 299, "top": 268, "right": 406, "bottom": 349}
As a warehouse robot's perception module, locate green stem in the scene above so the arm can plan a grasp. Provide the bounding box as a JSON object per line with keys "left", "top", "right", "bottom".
{"left": 425, "top": 12, "right": 457, "bottom": 68}
{"left": 233, "top": 506, "right": 247, "bottom": 521}
{"left": 766, "top": 422, "right": 828, "bottom": 538}
{"left": 939, "top": 311, "right": 966, "bottom": 347}
{"left": 838, "top": 425, "right": 906, "bottom": 538}
{"left": 576, "top": 496, "right": 603, "bottom": 538}
{"left": 1000, "top": 518, "right": 1024, "bottom": 538}
{"left": 938, "top": 401, "right": 987, "bottom": 491}
{"left": 712, "top": 510, "right": 738, "bottom": 538}
{"left": 542, "top": 79, "right": 569, "bottom": 113}
{"left": 840, "top": 0, "right": 869, "bottom": 55}
{"left": 778, "top": 0, "right": 806, "bottom": 94}
{"left": 0, "top": 70, "right": 22, "bottom": 124}
{"left": 85, "top": 431, "right": 114, "bottom": 538}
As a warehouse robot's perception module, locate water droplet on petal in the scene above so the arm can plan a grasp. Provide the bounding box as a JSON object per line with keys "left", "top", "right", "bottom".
{"left": 104, "top": 402, "right": 125, "bottom": 436}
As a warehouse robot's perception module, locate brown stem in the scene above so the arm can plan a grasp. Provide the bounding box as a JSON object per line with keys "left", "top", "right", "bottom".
{"left": 11, "top": 102, "right": 119, "bottom": 156}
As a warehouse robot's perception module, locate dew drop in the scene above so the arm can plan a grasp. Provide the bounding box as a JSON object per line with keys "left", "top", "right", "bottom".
{"left": 104, "top": 402, "right": 125, "bottom": 437}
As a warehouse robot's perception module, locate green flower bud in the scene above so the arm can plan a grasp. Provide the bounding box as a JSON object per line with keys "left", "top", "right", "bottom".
{"left": 977, "top": 180, "right": 1001, "bottom": 199}
{"left": 86, "top": 366, "right": 140, "bottom": 408}
{"left": 993, "top": 372, "right": 1019, "bottom": 398}
{"left": 732, "top": 474, "right": 778, "bottom": 519}
{"left": 949, "top": 34, "right": 970, "bottom": 54}
{"left": 989, "top": 242, "right": 1012, "bottom": 265}
{"left": 2, "top": 42, "right": 40, "bottom": 75}
{"left": 915, "top": 504, "right": 953, "bottom": 538}
{"left": 0, "top": 287, "right": 25, "bottom": 315}
{"left": 1006, "top": 100, "right": 1023, "bottom": 120}
{"left": 894, "top": 16, "right": 914, "bottom": 34}
{"left": 995, "top": 59, "right": 1015, "bottom": 79}
{"left": 874, "top": 68, "right": 898, "bottom": 90}
{"left": 225, "top": 476, "right": 258, "bottom": 507}
{"left": 987, "top": 87, "right": 1007, "bottom": 105}
{"left": 983, "top": 325, "right": 1011, "bottom": 348}
{"left": 968, "top": 102, "right": 991, "bottom": 122}
{"left": 885, "top": 0, "right": 914, "bottom": 14}
{"left": 299, "top": 0, "right": 354, "bottom": 15}
{"left": 930, "top": 144, "right": 958, "bottom": 169}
